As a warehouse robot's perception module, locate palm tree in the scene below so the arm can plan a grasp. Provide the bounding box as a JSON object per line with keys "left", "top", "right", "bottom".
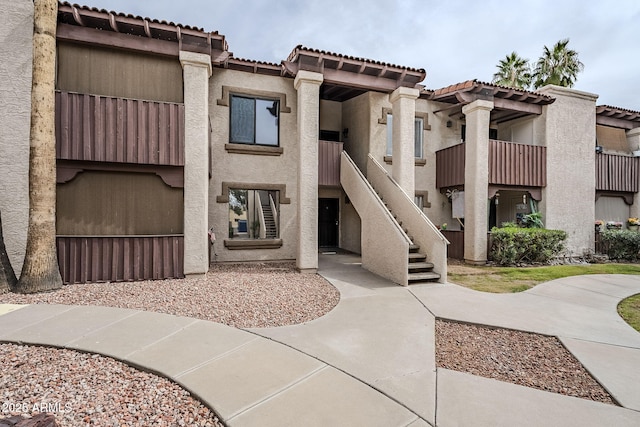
{"left": 14, "top": 0, "right": 63, "bottom": 293}
{"left": 533, "top": 38, "right": 584, "bottom": 89}
{"left": 492, "top": 52, "right": 532, "bottom": 89}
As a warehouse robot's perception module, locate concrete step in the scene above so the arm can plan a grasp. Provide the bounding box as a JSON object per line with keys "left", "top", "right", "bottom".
{"left": 409, "top": 244, "right": 420, "bottom": 252}
{"left": 408, "top": 253, "right": 427, "bottom": 262}
{"left": 408, "top": 262, "right": 434, "bottom": 272}
{"left": 408, "top": 272, "right": 441, "bottom": 283}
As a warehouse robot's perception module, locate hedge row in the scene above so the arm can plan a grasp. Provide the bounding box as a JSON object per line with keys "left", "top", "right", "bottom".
{"left": 599, "top": 230, "right": 640, "bottom": 261}
{"left": 489, "top": 227, "right": 567, "bottom": 265}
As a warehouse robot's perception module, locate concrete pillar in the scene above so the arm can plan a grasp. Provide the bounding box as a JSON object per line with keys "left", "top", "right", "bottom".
{"left": 180, "top": 51, "right": 211, "bottom": 277}
{"left": 537, "top": 86, "right": 597, "bottom": 254}
{"left": 462, "top": 99, "right": 493, "bottom": 264}
{"left": 294, "top": 70, "right": 323, "bottom": 273}
{"left": 390, "top": 86, "right": 419, "bottom": 198}
{"left": 627, "top": 128, "right": 640, "bottom": 218}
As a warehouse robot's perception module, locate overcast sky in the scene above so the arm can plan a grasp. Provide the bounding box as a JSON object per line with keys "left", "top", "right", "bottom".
{"left": 79, "top": 0, "right": 640, "bottom": 110}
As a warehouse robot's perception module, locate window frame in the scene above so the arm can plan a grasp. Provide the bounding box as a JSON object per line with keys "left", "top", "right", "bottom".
{"left": 385, "top": 113, "right": 425, "bottom": 159}
{"left": 229, "top": 94, "right": 280, "bottom": 147}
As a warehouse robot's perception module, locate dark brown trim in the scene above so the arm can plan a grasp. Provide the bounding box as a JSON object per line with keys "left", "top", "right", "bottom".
{"left": 57, "top": 160, "right": 184, "bottom": 188}
{"left": 57, "top": 23, "right": 179, "bottom": 57}
{"left": 216, "top": 86, "right": 291, "bottom": 113}
{"left": 216, "top": 182, "right": 291, "bottom": 204}
{"left": 595, "top": 191, "right": 634, "bottom": 205}
{"left": 488, "top": 186, "right": 542, "bottom": 201}
{"left": 223, "top": 239, "right": 283, "bottom": 250}
{"left": 224, "top": 143, "right": 283, "bottom": 156}
{"left": 383, "top": 156, "right": 427, "bottom": 166}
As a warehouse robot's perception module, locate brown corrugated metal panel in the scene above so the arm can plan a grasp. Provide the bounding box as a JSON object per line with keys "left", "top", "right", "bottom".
{"left": 56, "top": 91, "right": 184, "bottom": 166}
{"left": 57, "top": 43, "right": 184, "bottom": 103}
{"left": 596, "top": 153, "right": 639, "bottom": 192}
{"left": 441, "top": 230, "right": 464, "bottom": 260}
{"left": 57, "top": 236, "right": 184, "bottom": 284}
{"left": 488, "top": 140, "right": 546, "bottom": 187}
{"left": 436, "top": 143, "right": 465, "bottom": 188}
{"left": 319, "top": 140, "right": 343, "bottom": 186}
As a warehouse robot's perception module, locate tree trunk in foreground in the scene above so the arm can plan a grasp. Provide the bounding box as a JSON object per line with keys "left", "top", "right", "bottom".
{"left": 14, "top": 0, "right": 62, "bottom": 293}
{"left": 0, "top": 212, "right": 17, "bottom": 293}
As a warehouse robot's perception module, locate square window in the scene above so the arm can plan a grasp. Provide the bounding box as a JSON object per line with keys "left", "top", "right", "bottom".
{"left": 228, "top": 189, "right": 279, "bottom": 239}
{"left": 230, "top": 95, "right": 279, "bottom": 146}
{"left": 386, "top": 114, "right": 424, "bottom": 159}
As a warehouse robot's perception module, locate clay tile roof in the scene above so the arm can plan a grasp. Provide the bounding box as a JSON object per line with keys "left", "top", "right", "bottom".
{"left": 430, "top": 79, "right": 554, "bottom": 105}
{"left": 287, "top": 45, "right": 426, "bottom": 74}
{"left": 596, "top": 105, "right": 640, "bottom": 129}
{"left": 60, "top": 2, "right": 209, "bottom": 32}
{"left": 58, "top": 1, "right": 227, "bottom": 52}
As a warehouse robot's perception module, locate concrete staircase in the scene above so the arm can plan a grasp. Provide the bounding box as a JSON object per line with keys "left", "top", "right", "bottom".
{"left": 383, "top": 198, "right": 441, "bottom": 284}
{"left": 262, "top": 202, "right": 277, "bottom": 238}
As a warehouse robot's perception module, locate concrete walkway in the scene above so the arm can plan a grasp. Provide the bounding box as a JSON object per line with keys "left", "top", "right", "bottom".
{"left": 1, "top": 252, "right": 640, "bottom": 426}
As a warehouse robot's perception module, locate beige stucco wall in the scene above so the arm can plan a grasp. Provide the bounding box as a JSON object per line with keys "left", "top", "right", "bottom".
{"left": 417, "top": 99, "right": 462, "bottom": 230}
{"left": 208, "top": 69, "right": 298, "bottom": 262}
{"left": 537, "top": 85, "right": 598, "bottom": 254}
{"left": 319, "top": 99, "right": 342, "bottom": 133}
{"left": 341, "top": 92, "right": 372, "bottom": 172}
{"left": 0, "top": 0, "right": 33, "bottom": 276}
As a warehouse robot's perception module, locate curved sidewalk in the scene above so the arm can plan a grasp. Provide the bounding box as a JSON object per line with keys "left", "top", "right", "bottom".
{"left": 2, "top": 252, "right": 640, "bottom": 427}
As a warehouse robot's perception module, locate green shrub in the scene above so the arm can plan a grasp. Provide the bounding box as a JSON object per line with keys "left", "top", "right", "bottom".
{"left": 521, "top": 212, "right": 544, "bottom": 228}
{"left": 599, "top": 230, "right": 640, "bottom": 260}
{"left": 490, "top": 227, "right": 567, "bottom": 266}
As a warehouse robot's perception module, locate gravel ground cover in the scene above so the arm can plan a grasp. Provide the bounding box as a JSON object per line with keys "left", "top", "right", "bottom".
{"left": 435, "top": 319, "right": 616, "bottom": 404}
{"left": 0, "top": 343, "right": 223, "bottom": 426}
{"left": 0, "top": 262, "right": 339, "bottom": 425}
{"left": 0, "top": 262, "right": 340, "bottom": 328}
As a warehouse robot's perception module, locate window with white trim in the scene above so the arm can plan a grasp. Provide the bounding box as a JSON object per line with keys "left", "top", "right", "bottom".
{"left": 230, "top": 95, "right": 279, "bottom": 146}
{"left": 386, "top": 114, "right": 424, "bottom": 158}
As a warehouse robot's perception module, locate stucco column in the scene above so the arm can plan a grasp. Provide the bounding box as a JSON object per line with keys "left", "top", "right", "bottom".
{"left": 390, "top": 86, "right": 419, "bottom": 198}
{"left": 462, "top": 99, "right": 493, "bottom": 264}
{"left": 0, "top": 0, "right": 33, "bottom": 277}
{"left": 294, "top": 70, "right": 323, "bottom": 273}
{"left": 180, "top": 51, "right": 211, "bottom": 277}
{"left": 627, "top": 128, "right": 640, "bottom": 218}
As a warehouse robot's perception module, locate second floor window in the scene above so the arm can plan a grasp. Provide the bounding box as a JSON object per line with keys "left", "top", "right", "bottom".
{"left": 230, "top": 95, "right": 280, "bottom": 146}
{"left": 386, "top": 114, "right": 424, "bottom": 158}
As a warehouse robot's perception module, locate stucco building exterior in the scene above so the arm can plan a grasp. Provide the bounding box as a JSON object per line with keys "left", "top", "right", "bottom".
{"left": 2, "top": 1, "right": 640, "bottom": 286}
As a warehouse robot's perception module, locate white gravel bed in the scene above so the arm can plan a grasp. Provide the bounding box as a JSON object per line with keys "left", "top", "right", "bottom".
{"left": 0, "top": 343, "right": 223, "bottom": 426}
{"left": 435, "top": 319, "right": 616, "bottom": 405}
{"left": 0, "top": 262, "right": 339, "bottom": 425}
{"left": 0, "top": 262, "right": 340, "bottom": 328}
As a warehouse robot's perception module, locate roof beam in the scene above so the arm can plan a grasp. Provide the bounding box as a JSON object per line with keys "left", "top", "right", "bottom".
{"left": 596, "top": 115, "right": 638, "bottom": 130}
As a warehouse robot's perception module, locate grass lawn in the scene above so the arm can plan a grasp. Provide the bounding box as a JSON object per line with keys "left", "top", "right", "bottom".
{"left": 447, "top": 262, "right": 640, "bottom": 293}
{"left": 447, "top": 261, "right": 640, "bottom": 333}
{"left": 618, "top": 294, "right": 640, "bottom": 332}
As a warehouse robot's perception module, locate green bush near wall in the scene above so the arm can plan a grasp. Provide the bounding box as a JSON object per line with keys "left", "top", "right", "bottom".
{"left": 599, "top": 230, "right": 640, "bottom": 261}
{"left": 490, "top": 227, "right": 568, "bottom": 266}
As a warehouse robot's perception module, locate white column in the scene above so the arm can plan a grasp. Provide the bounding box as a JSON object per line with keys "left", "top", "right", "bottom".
{"left": 294, "top": 70, "right": 323, "bottom": 273}
{"left": 462, "top": 99, "right": 493, "bottom": 264}
{"left": 390, "top": 86, "right": 419, "bottom": 198}
{"left": 180, "top": 51, "right": 211, "bottom": 277}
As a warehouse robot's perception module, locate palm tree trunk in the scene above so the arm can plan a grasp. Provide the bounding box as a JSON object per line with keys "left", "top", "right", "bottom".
{"left": 14, "top": 0, "right": 62, "bottom": 293}
{"left": 0, "top": 212, "right": 17, "bottom": 294}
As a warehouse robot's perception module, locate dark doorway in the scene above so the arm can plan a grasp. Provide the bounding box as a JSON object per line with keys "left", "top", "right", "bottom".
{"left": 318, "top": 198, "right": 339, "bottom": 247}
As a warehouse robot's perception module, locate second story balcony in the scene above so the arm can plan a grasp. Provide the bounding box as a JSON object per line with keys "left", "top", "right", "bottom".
{"left": 436, "top": 140, "right": 547, "bottom": 189}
